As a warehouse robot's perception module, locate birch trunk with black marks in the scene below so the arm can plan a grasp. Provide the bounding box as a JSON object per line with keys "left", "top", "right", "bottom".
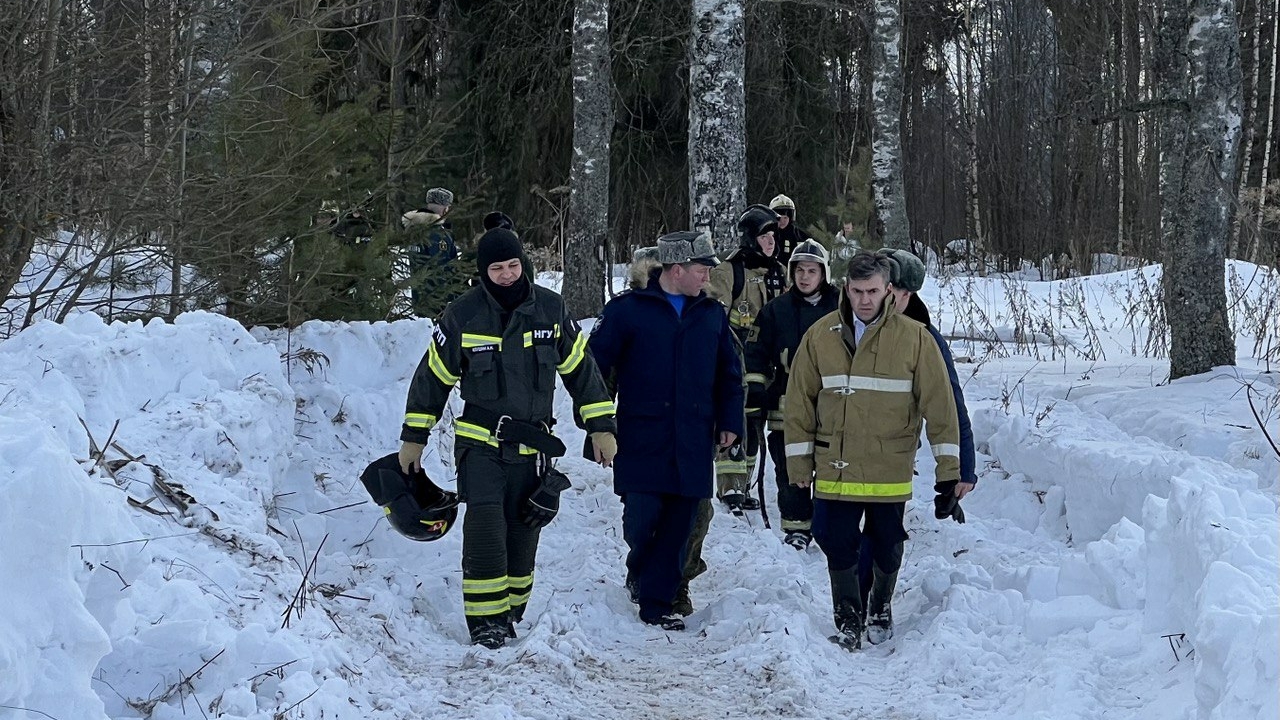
{"left": 688, "top": 0, "right": 746, "bottom": 253}
{"left": 1251, "top": 0, "right": 1279, "bottom": 262}
{"left": 564, "top": 0, "right": 612, "bottom": 318}
{"left": 869, "top": 0, "right": 909, "bottom": 250}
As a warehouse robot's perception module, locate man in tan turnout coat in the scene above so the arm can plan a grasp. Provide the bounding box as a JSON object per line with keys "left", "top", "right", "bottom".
{"left": 784, "top": 250, "right": 961, "bottom": 650}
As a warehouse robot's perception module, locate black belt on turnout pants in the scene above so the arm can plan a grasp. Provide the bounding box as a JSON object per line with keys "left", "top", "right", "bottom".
{"left": 461, "top": 405, "right": 567, "bottom": 458}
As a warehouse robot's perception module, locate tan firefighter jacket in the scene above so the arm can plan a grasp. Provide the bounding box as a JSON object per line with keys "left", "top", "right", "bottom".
{"left": 708, "top": 256, "right": 786, "bottom": 339}
{"left": 783, "top": 294, "right": 960, "bottom": 502}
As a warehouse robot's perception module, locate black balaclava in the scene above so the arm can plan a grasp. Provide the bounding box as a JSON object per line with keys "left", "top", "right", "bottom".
{"left": 476, "top": 228, "right": 530, "bottom": 310}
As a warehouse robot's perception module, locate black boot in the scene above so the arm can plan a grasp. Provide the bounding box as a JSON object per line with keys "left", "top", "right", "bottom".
{"left": 721, "top": 491, "right": 746, "bottom": 516}
{"left": 783, "top": 530, "right": 812, "bottom": 550}
{"left": 468, "top": 612, "right": 510, "bottom": 649}
{"left": 471, "top": 622, "right": 508, "bottom": 649}
{"left": 866, "top": 566, "right": 898, "bottom": 645}
{"left": 642, "top": 613, "right": 686, "bottom": 631}
{"left": 828, "top": 567, "right": 864, "bottom": 651}
{"left": 672, "top": 583, "right": 694, "bottom": 616}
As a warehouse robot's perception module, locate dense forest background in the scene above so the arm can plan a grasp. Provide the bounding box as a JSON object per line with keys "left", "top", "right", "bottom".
{"left": 2, "top": 0, "right": 1277, "bottom": 331}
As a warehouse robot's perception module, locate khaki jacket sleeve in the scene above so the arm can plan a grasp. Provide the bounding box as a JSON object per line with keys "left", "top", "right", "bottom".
{"left": 707, "top": 262, "right": 734, "bottom": 308}
{"left": 914, "top": 326, "right": 961, "bottom": 482}
{"left": 782, "top": 326, "right": 821, "bottom": 484}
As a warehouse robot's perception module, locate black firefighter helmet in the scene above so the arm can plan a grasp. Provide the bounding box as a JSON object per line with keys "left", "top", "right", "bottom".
{"left": 359, "top": 453, "right": 459, "bottom": 541}
{"left": 737, "top": 204, "right": 781, "bottom": 250}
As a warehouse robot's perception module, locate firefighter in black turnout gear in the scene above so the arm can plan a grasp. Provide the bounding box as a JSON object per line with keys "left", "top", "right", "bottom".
{"left": 743, "top": 239, "right": 840, "bottom": 550}
{"left": 399, "top": 228, "right": 618, "bottom": 649}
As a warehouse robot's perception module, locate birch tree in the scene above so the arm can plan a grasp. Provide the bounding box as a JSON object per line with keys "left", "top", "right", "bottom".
{"left": 869, "top": 0, "right": 910, "bottom": 249}
{"left": 564, "top": 0, "right": 612, "bottom": 318}
{"left": 1157, "top": 0, "right": 1241, "bottom": 379}
{"left": 1251, "top": 0, "right": 1279, "bottom": 262}
{"left": 1231, "top": 0, "right": 1265, "bottom": 258}
{"left": 688, "top": 0, "right": 746, "bottom": 253}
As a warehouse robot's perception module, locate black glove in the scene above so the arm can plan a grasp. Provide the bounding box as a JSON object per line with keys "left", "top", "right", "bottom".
{"left": 933, "top": 481, "right": 966, "bottom": 524}
{"left": 522, "top": 467, "right": 572, "bottom": 529}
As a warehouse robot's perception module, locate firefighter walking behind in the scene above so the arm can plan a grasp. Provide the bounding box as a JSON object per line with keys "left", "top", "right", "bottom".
{"left": 743, "top": 239, "right": 840, "bottom": 550}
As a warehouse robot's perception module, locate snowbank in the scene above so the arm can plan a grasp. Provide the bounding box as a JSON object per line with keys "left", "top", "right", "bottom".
{"left": 0, "top": 299, "right": 1276, "bottom": 720}
{"left": 978, "top": 370, "right": 1279, "bottom": 720}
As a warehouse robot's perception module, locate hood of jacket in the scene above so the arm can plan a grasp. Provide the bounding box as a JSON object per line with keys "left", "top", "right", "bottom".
{"left": 630, "top": 250, "right": 663, "bottom": 290}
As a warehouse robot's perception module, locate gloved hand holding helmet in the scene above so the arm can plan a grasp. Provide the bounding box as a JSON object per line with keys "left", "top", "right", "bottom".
{"left": 398, "top": 441, "right": 426, "bottom": 474}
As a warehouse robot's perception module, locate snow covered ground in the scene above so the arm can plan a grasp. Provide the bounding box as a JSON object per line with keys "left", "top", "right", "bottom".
{"left": 0, "top": 264, "right": 1277, "bottom": 720}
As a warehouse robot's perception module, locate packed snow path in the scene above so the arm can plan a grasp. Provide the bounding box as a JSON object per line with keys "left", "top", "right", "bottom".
{"left": 0, "top": 309, "right": 1274, "bottom": 720}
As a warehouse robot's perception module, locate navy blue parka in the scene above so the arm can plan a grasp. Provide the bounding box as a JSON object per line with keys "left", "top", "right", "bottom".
{"left": 588, "top": 266, "right": 746, "bottom": 498}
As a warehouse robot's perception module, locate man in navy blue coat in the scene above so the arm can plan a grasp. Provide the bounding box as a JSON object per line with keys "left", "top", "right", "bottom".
{"left": 588, "top": 230, "right": 745, "bottom": 631}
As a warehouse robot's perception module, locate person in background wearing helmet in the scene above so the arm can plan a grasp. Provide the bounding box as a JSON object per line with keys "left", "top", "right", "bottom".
{"left": 587, "top": 231, "right": 743, "bottom": 631}
{"left": 706, "top": 203, "right": 788, "bottom": 515}
{"left": 783, "top": 250, "right": 961, "bottom": 651}
{"left": 848, "top": 247, "right": 976, "bottom": 644}
{"left": 768, "top": 194, "right": 813, "bottom": 266}
{"left": 743, "top": 239, "right": 840, "bottom": 551}
{"left": 398, "top": 228, "right": 618, "bottom": 649}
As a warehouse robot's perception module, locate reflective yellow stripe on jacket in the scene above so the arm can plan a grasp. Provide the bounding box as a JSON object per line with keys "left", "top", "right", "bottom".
{"left": 427, "top": 342, "right": 460, "bottom": 385}
{"left": 461, "top": 333, "right": 503, "bottom": 348}
{"left": 557, "top": 332, "right": 588, "bottom": 374}
{"left": 404, "top": 412, "right": 437, "bottom": 430}
{"left": 814, "top": 480, "right": 913, "bottom": 498}
{"left": 580, "top": 400, "right": 615, "bottom": 420}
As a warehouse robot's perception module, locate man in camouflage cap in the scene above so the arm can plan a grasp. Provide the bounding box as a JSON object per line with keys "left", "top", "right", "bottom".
{"left": 654, "top": 230, "right": 720, "bottom": 266}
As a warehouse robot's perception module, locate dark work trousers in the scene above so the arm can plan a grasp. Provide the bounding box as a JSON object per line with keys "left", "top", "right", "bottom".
{"left": 687, "top": 417, "right": 762, "bottom": 585}
{"left": 811, "top": 499, "right": 909, "bottom": 574}
{"left": 858, "top": 533, "right": 906, "bottom": 607}
{"left": 766, "top": 430, "right": 814, "bottom": 532}
{"left": 457, "top": 444, "right": 543, "bottom": 638}
{"left": 622, "top": 491, "right": 701, "bottom": 621}
{"left": 681, "top": 499, "right": 713, "bottom": 585}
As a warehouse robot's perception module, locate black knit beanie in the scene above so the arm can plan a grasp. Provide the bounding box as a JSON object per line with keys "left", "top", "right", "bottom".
{"left": 476, "top": 228, "right": 529, "bottom": 310}
{"left": 476, "top": 229, "right": 524, "bottom": 274}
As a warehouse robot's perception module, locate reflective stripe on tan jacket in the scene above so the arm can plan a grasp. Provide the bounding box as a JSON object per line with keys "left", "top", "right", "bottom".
{"left": 783, "top": 294, "right": 961, "bottom": 502}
